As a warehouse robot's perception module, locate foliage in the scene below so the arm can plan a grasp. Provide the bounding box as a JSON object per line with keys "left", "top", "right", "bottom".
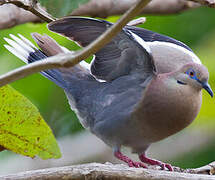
{"left": 0, "top": 85, "right": 61, "bottom": 159}
{"left": 39, "top": 0, "right": 90, "bottom": 17}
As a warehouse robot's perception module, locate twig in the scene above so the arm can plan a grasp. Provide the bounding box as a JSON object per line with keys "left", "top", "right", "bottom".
{"left": 188, "top": 0, "right": 215, "bottom": 7}
{"left": 1, "top": 163, "right": 215, "bottom": 180}
{"left": 0, "top": 0, "right": 151, "bottom": 87}
{"left": 0, "top": 0, "right": 55, "bottom": 22}
{"left": 127, "top": 17, "right": 146, "bottom": 26}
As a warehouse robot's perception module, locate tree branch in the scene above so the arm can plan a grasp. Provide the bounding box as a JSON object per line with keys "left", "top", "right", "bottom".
{"left": 0, "top": 0, "right": 55, "bottom": 22}
{"left": 71, "top": 0, "right": 215, "bottom": 17}
{"left": 0, "top": 0, "right": 152, "bottom": 87}
{"left": 1, "top": 163, "right": 215, "bottom": 180}
{"left": 127, "top": 17, "right": 146, "bottom": 26}
{"left": 0, "top": 4, "right": 40, "bottom": 29}
{"left": 0, "top": 0, "right": 214, "bottom": 30}
{"left": 189, "top": 0, "right": 215, "bottom": 7}
{"left": 72, "top": 0, "right": 200, "bottom": 17}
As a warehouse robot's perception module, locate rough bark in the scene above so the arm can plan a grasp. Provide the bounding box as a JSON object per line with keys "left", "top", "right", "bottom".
{"left": 1, "top": 163, "right": 215, "bottom": 180}
{"left": 0, "top": 4, "right": 40, "bottom": 29}
{"left": 191, "top": 0, "right": 215, "bottom": 7}
{"left": 0, "top": 0, "right": 201, "bottom": 30}
{"left": 1, "top": 0, "right": 215, "bottom": 30}
{"left": 72, "top": 0, "right": 200, "bottom": 17}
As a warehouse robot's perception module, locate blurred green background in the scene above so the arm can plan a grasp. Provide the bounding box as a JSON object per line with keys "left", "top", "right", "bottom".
{"left": 0, "top": 6, "right": 215, "bottom": 170}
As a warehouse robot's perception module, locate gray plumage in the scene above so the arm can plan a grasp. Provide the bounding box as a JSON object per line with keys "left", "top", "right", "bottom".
{"left": 4, "top": 17, "right": 213, "bottom": 171}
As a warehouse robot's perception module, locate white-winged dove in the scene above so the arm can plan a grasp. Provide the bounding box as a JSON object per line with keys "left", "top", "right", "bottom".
{"left": 4, "top": 17, "right": 213, "bottom": 171}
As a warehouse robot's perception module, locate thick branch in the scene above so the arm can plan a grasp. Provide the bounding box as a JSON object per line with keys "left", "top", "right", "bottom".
{"left": 72, "top": 0, "right": 200, "bottom": 17}
{"left": 0, "top": 4, "right": 40, "bottom": 29}
{"left": 72, "top": 0, "right": 215, "bottom": 17}
{"left": 1, "top": 0, "right": 214, "bottom": 29}
{"left": 190, "top": 0, "right": 215, "bottom": 7}
{"left": 1, "top": 163, "right": 215, "bottom": 180}
{"left": 0, "top": 0, "right": 55, "bottom": 22}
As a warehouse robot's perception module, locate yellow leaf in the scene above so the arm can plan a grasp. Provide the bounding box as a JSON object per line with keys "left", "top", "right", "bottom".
{"left": 0, "top": 85, "right": 61, "bottom": 159}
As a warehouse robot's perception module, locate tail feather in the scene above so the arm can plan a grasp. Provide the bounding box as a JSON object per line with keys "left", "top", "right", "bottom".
{"left": 17, "top": 34, "right": 38, "bottom": 50}
{"left": 4, "top": 44, "right": 27, "bottom": 63}
{"left": 28, "top": 50, "right": 47, "bottom": 63}
{"left": 10, "top": 34, "right": 36, "bottom": 53}
{"left": 4, "top": 33, "right": 101, "bottom": 115}
{"left": 4, "top": 36, "right": 30, "bottom": 63}
{"left": 4, "top": 34, "right": 96, "bottom": 90}
{"left": 4, "top": 34, "right": 67, "bottom": 88}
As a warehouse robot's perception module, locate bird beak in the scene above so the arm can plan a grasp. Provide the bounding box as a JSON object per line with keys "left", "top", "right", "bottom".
{"left": 202, "top": 82, "right": 213, "bottom": 97}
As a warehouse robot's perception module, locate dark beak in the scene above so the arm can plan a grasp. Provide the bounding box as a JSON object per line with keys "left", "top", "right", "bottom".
{"left": 202, "top": 82, "right": 213, "bottom": 97}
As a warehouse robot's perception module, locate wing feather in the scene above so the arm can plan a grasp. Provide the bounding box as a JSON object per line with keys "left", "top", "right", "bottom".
{"left": 48, "top": 17, "right": 155, "bottom": 81}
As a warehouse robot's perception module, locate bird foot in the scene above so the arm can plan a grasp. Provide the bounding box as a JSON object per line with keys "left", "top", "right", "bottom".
{"left": 139, "top": 154, "right": 173, "bottom": 171}
{"left": 114, "top": 151, "right": 147, "bottom": 168}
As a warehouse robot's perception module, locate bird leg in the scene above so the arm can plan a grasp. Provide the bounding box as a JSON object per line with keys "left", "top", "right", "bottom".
{"left": 114, "top": 150, "right": 147, "bottom": 168}
{"left": 139, "top": 153, "right": 173, "bottom": 171}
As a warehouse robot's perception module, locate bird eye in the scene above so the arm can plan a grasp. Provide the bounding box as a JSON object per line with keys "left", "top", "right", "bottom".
{"left": 189, "top": 71, "right": 194, "bottom": 77}
{"left": 186, "top": 69, "right": 196, "bottom": 79}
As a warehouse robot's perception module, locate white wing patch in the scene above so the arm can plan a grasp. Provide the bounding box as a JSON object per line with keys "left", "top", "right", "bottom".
{"left": 129, "top": 31, "right": 151, "bottom": 54}
{"left": 147, "top": 41, "right": 202, "bottom": 64}
{"left": 80, "top": 61, "right": 90, "bottom": 70}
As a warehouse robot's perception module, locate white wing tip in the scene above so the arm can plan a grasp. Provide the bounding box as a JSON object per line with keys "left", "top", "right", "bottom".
{"left": 80, "top": 60, "right": 90, "bottom": 70}
{"left": 129, "top": 31, "right": 151, "bottom": 54}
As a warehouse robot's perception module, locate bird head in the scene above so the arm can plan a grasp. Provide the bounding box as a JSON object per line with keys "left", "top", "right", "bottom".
{"left": 174, "top": 63, "right": 213, "bottom": 97}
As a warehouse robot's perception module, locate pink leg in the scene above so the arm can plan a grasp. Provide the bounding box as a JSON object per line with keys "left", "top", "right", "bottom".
{"left": 139, "top": 154, "right": 173, "bottom": 171}
{"left": 114, "top": 150, "right": 147, "bottom": 168}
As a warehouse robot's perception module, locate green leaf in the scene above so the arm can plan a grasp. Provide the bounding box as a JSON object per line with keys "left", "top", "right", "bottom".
{"left": 0, "top": 85, "right": 61, "bottom": 159}
{"left": 39, "top": 0, "right": 89, "bottom": 18}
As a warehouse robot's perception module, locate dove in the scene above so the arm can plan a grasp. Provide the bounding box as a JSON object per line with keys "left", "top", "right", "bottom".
{"left": 4, "top": 17, "right": 213, "bottom": 171}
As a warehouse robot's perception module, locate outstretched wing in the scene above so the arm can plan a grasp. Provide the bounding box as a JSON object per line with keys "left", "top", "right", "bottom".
{"left": 48, "top": 17, "right": 155, "bottom": 81}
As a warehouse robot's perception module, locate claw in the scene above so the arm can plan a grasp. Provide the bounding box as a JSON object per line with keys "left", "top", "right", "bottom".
{"left": 114, "top": 150, "right": 147, "bottom": 168}
{"left": 139, "top": 154, "right": 173, "bottom": 171}
{"left": 165, "top": 163, "right": 173, "bottom": 171}
{"left": 132, "top": 162, "right": 147, "bottom": 168}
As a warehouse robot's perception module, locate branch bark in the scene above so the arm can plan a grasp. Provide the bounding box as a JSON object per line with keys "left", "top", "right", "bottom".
{"left": 0, "top": 0, "right": 55, "bottom": 23}
{"left": 1, "top": 163, "right": 215, "bottom": 180}
{"left": 72, "top": 0, "right": 200, "bottom": 17}
{"left": 190, "top": 0, "right": 215, "bottom": 7}
{"left": 0, "top": 0, "right": 205, "bottom": 30}
{"left": 0, "top": 4, "right": 40, "bottom": 29}
{"left": 72, "top": 0, "right": 215, "bottom": 17}
{"left": 0, "top": 0, "right": 214, "bottom": 30}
